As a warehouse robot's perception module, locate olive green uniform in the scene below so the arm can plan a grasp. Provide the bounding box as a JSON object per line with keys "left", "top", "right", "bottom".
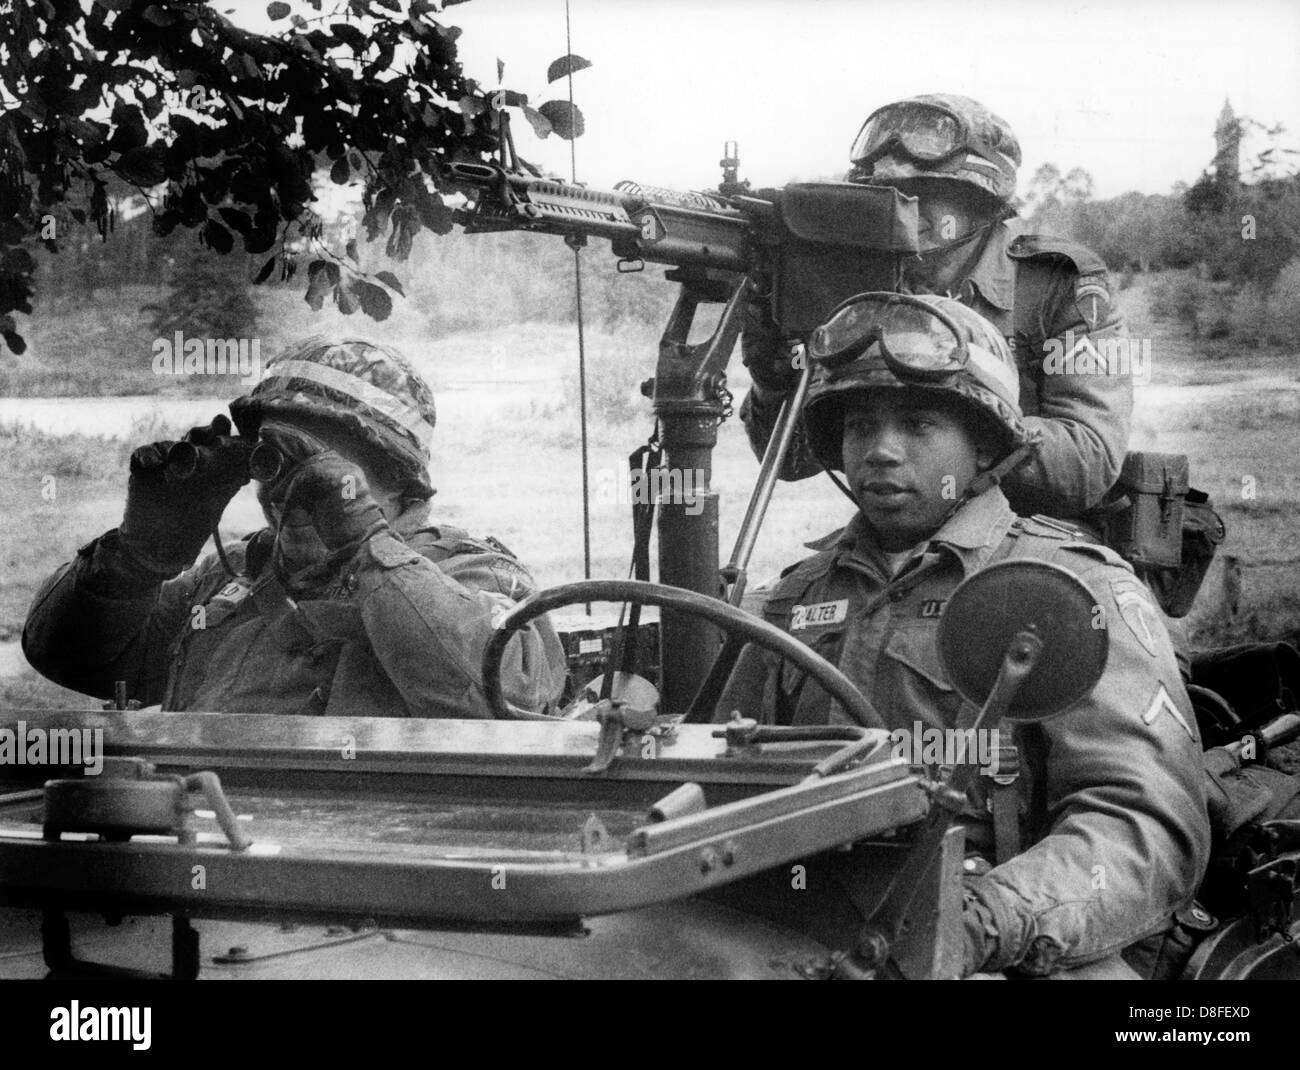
{"left": 720, "top": 488, "right": 1210, "bottom": 974}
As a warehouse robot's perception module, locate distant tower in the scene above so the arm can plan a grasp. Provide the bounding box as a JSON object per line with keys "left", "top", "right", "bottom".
{"left": 1214, "top": 99, "right": 1241, "bottom": 189}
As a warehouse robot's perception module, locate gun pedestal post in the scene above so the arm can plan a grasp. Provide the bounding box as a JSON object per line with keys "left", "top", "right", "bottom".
{"left": 653, "top": 272, "right": 745, "bottom": 716}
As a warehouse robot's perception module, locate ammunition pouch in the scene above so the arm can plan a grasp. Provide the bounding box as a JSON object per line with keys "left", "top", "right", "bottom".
{"left": 768, "top": 183, "right": 919, "bottom": 334}
{"left": 1097, "top": 451, "right": 1225, "bottom": 617}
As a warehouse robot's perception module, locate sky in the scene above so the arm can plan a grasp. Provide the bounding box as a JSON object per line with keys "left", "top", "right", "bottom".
{"left": 218, "top": 0, "right": 1300, "bottom": 201}
{"left": 445, "top": 0, "right": 1300, "bottom": 199}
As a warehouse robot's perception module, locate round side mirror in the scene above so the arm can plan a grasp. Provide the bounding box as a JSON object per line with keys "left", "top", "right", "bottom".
{"left": 937, "top": 560, "right": 1108, "bottom": 722}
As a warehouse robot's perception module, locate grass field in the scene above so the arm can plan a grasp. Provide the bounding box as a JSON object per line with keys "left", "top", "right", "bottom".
{"left": 2, "top": 273, "right": 1299, "bottom": 715}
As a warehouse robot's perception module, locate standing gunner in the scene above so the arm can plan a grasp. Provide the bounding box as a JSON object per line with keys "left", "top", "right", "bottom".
{"left": 721, "top": 293, "right": 1207, "bottom": 977}
{"left": 23, "top": 337, "right": 567, "bottom": 718}
{"left": 739, "top": 93, "right": 1131, "bottom": 520}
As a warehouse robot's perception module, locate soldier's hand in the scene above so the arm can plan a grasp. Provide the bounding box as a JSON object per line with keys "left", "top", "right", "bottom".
{"left": 740, "top": 274, "right": 799, "bottom": 393}
{"left": 118, "top": 414, "right": 249, "bottom": 576}
{"left": 279, "top": 450, "right": 389, "bottom": 552}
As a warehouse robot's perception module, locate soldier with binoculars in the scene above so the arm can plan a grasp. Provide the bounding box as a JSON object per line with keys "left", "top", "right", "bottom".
{"left": 23, "top": 337, "right": 567, "bottom": 718}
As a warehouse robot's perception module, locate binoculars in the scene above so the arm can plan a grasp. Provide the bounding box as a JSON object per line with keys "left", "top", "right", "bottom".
{"left": 164, "top": 437, "right": 286, "bottom": 484}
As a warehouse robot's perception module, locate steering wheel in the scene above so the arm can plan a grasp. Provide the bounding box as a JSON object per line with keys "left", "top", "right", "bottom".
{"left": 480, "top": 578, "right": 882, "bottom": 726}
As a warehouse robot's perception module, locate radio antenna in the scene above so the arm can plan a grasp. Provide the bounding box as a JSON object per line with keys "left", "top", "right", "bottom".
{"left": 565, "top": 0, "right": 593, "bottom": 593}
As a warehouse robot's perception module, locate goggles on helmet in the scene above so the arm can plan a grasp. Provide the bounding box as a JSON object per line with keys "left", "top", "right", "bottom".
{"left": 809, "top": 292, "right": 971, "bottom": 382}
{"left": 850, "top": 101, "right": 968, "bottom": 167}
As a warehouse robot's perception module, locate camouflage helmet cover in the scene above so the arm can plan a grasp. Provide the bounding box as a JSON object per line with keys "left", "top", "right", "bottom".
{"left": 803, "top": 292, "right": 1030, "bottom": 472}
{"left": 848, "top": 93, "right": 1021, "bottom": 204}
{"left": 230, "top": 337, "right": 436, "bottom": 498}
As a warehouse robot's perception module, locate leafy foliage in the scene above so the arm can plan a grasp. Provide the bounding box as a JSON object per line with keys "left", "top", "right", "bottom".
{"left": 0, "top": 0, "right": 585, "bottom": 355}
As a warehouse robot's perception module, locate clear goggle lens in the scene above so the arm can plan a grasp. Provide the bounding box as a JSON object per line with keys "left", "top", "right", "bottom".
{"left": 851, "top": 104, "right": 965, "bottom": 165}
{"left": 810, "top": 295, "right": 966, "bottom": 378}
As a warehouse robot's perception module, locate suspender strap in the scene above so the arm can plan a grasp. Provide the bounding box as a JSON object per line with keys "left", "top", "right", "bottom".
{"left": 610, "top": 425, "right": 662, "bottom": 687}
{"left": 985, "top": 518, "right": 1034, "bottom": 862}
{"left": 989, "top": 723, "right": 1022, "bottom": 864}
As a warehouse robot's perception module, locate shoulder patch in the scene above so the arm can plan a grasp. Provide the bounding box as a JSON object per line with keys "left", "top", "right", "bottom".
{"left": 1074, "top": 273, "right": 1112, "bottom": 332}
{"left": 1006, "top": 233, "right": 1108, "bottom": 276}
{"left": 1110, "top": 575, "right": 1160, "bottom": 657}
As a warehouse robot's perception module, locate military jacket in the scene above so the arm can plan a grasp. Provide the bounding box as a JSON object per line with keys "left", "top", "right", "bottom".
{"left": 719, "top": 489, "right": 1210, "bottom": 974}
{"left": 23, "top": 518, "right": 567, "bottom": 719}
{"left": 739, "top": 220, "right": 1132, "bottom": 518}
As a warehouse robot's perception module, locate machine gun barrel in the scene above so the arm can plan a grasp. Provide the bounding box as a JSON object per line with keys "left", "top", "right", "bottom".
{"left": 447, "top": 163, "right": 751, "bottom": 274}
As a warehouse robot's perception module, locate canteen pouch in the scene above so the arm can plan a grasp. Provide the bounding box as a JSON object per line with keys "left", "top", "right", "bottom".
{"left": 1102, "top": 451, "right": 1189, "bottom": 568}
{"left": 1143, "top": 490, "right": 1226, "bottom": 618}
{"left": 1101, "top": 452, "right": 1224, "bottom": 618}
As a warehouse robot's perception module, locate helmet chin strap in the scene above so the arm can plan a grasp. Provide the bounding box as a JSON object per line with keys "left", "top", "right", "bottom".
{"left": 941, "top": 436, "right": 1040, "bottom": 524}
{"left": 823, "top": 465, "right": 862, "bottom": 510}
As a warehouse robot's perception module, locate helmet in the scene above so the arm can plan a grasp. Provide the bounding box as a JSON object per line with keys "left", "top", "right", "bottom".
{"left": 847, "top": 94, "right": 1021, "bottom": 204}
{"left": 803, "top": 292, "right": 1029, "bottom": 472}
{"left": 230, "top": 336, "right": 436, "bottom": 498}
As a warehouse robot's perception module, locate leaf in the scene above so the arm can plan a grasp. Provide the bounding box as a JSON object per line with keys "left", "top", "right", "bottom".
{"left": 357, "top": 280, "right": 392, "bottom": 321}
{"left": 2, "top": 330, "right": 26, "bottom": 356}
{"left": 330, "top": 155, "right": 350, "bottom": 185}
{"left": 538, "top": 100, "right": 585, "bottom": 141}
{"left": 331, "top": 22, "right": 367, "bottom": 49}
{"left": 244, "top": 227, "right": 278, "bottom": 255}
{"left": 346, "top": 238, "right": 359, "bottom": 261}
{"left": 142, "top": 6, "right": 177, "bottom": 27}
{"left": 218, "top": 207, "right": 253, "bottom": 235}
{"left": 414, "top": 189, "right": 454, "bottom": 235}
{"left": 115, "top": 144, "right": 166, "bottom": 186}
{"left": 305, "top": 259, "right": 332, "bottom": 310}
{"left": 266, "top": 1, "right": 291, "bottom": 18}
{"left": 546, "top": 54, "right": 591, "bottom": 84}
{"left": 253, "top": 256, "right": 277, "bottom": 284}
{"left": 373, "top": 270, "right": 404, "bottom": 296}
{"left": 108, "top": 102, "right": 147, "bottom": 152}
{"left": 202, "top": 219, "right": 233, "bottom": 254}
{"left": 337, "top": 279, "right": 360, "bottom": 315}
{"left": 521, "top": 106, "right": 552, "bottom": 139}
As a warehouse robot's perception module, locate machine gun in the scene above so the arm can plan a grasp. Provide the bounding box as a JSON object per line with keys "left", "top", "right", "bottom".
{"left": 446, "top": 153, "right": 920, "bottom": 335}
{"left": 448, "top": 146, "right": 920, "bottom": 714}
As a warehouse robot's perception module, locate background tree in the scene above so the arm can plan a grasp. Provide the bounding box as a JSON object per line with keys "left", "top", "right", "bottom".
{"left": 0, "top": 0, "right": 586, "bottom": 355}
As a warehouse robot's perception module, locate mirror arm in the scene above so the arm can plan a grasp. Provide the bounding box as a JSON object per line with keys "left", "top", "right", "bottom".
{"left": 834, "top": 627, "right": 1043, "bottom": 979}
